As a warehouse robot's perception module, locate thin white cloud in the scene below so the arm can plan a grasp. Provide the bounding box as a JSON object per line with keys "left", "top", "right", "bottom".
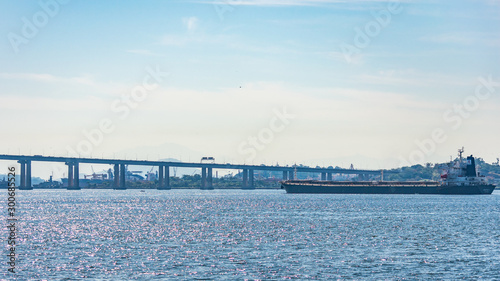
{"left": 358, "top": 69, "right": 476, "bottom": 87}
{"left": 159, "top": 17, "right": 204, "bottom": 46}
{"left": 160, "top": 34, "right": 201, "bottom": 46}
{"left": 0, "top": 96, "right": 108, "bottom": 112}
{"left": 0, "top": 73, "right": 59, "bottom": 83}
{"left": 183, "top": 17, "right": 199, "bottom": 32}
{"left": 407, "top": 4, "right": 500, "bottom": 21}
{"left": 0, "top": 72, "right": 95, "bottom": 85}
{"left": 0, "top": 72, "right": 126, "bottom": 98}
{"left": 210, "top": 0, "right": 338, "bottom": 6}
{"left": 197, "top": 0, "right": 397, "bottom": 6}
{"left": 420, "top": 32, "right": 500, "bottom": 47}
{"left": 159, "top": 32, "right": 231, "bottom": 47}
{"left": 327, "top": 50, "right": 365, "bottom": 65}
{"left": 126, "top": 49, "right": 165, "bottom": 57}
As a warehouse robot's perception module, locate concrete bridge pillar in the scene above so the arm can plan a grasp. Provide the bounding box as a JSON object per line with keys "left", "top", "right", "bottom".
{"left": 282, "top": 170, "right": 288, "bottom": 181}
{"left": 113, "top": 164, "right": 119, "bottom": 188}
{"left": 158, "top": 165, "right": 164, "bottom": 188}
{"left": 242, "top": 169, "right": 248, "bottom": 189}
{"left": 26, "top": 160, "right": 32, "bottom": 189}
{"left": 321, "top": 172, "right": 327, "bottom": 181}
{"left": 165, "top": 165, "right": 170, "bottom": 189}
{"left": 201, "top": 167, "right": 207, "bottom": 189}
{"left": 65, "top": 162, "right": 80, "bottom": 190}
{"left": 18, "top": 160, "right": 33, "bottom": 190}
{"left": 20, "top": 160, "right": 26, "bottom": 188}
{"left": 207, "top": 167, "right": 213, "bottom": 189}
{"left": 114, "top": 163, "right": 126, "bottom": 190}
{"left": 158, "top": 165, "right": 171, "bottom": 190}
{"left": 327, "top": 173, "right": 332, "bottom": 181}
{"left": 67, "top": 162, "right": 73, "bottom": 188}
{"left": 120, "top": 164, "right": 126, "bottom": 189}
{"left": 200, "top": 167, "right": 213, "bottom": 190}
{"left": 288, "top": 170, "right": 294, "bottom": 180}
{"left": 248, "top": 169, "right": 255, "bottom": 189}
{"left": 73, "top": 162, "right": 79, "bottom": 189}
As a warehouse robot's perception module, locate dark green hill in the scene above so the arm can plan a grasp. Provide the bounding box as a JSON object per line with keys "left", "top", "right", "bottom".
{"left": 385, "top": 158, "right": 500, "bottom": 185}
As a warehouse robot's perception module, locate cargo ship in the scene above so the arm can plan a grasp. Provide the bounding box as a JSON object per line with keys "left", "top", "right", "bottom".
{"left": 281, "top": 148, "right": 496, "bottom": 195}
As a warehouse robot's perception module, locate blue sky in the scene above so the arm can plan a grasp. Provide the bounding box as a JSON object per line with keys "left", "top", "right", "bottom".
{"left": 1, "top": 0, "right": 499, "bottom": 178}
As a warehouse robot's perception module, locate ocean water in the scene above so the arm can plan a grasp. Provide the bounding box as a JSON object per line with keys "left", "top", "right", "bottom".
{"left": 3, "top": 189, "right": 500, "bottom": 280}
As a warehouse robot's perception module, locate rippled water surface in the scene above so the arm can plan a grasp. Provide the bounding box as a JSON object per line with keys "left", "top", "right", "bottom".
{"left": 3, "top": 189, "right": 500, "bottom": 280}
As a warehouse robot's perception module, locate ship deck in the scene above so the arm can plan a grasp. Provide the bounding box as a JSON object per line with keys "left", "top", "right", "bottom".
{"left": 283, "top": 180, "right": 441, "bottom": 187}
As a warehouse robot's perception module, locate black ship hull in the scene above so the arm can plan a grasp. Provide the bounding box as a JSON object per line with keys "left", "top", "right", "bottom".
{"left": 281, "top": 180, "right": 496, "bottom": 195}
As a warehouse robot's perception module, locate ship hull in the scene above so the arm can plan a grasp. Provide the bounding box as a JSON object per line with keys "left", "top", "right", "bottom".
{"left": 282, "top": 181, "right": 495, "bottom": 195}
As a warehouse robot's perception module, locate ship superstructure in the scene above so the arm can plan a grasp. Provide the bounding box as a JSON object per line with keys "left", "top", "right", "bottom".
{"left": 441, "top": 147, "right": 490, "bottom": 189}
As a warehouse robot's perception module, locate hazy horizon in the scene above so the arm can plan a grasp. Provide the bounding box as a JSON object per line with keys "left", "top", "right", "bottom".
{"left": 1, "top": 0, "right": 499, "bottom": 178}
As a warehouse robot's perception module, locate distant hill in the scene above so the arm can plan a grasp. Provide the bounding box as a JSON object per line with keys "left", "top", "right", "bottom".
{"left": 0, "top": 174, "right": 45, "bottom": 185}
{"left": 385, "top": 158, "right": 500, "bottom": 185}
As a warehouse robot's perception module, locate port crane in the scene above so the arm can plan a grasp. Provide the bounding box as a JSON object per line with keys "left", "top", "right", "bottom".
{"left": 84, "top": 166, "right": 108, "bottom": 180}
{"left": 146, "top": 166, "right": 156, "bottom": 181}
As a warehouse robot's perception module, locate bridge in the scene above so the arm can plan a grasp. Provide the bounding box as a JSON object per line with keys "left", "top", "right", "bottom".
{"left": 0, "top": 154, "right": 397, "bottom": 190}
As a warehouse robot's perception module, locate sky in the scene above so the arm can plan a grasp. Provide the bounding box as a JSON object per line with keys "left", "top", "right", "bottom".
{"left": 1, "top": 0, "right": 499, "bottom": 178}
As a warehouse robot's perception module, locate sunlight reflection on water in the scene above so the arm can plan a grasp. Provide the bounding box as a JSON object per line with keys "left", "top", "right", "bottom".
{"left": 4, "top": 189, "right": 500, "bottom": 279}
